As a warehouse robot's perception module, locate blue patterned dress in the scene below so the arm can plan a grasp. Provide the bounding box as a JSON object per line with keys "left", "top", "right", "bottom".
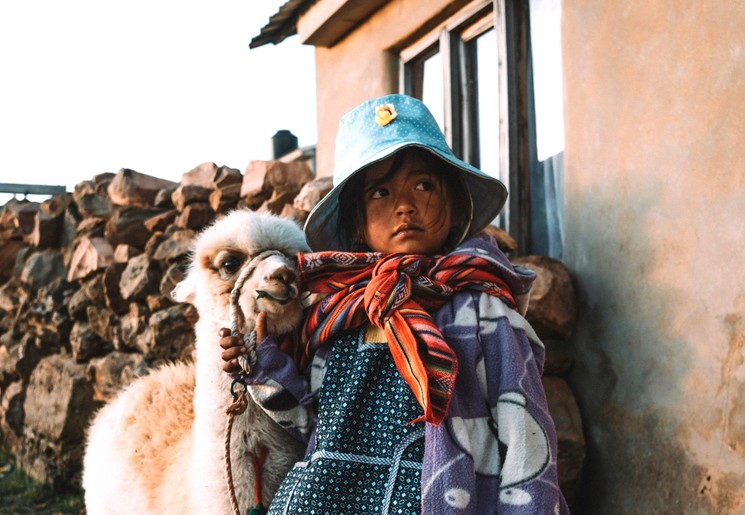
{"left": 268, "top": 327, "right": 424, "bottom": 514}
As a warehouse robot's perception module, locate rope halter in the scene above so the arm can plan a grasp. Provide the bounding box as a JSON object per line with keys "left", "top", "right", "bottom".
{"left": 228, "top": 249, "right": 294, "bottom": 375}
{"left": 224, "top": 248, "right": 295, "bottom": 515}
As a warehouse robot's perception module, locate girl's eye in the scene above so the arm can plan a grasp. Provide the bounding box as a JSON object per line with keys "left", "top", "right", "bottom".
{"left": 370, "top": 187, "right": 389, "bottom": 199}
{"left": 415, "top": 179, "right": 435, "bottom": 191}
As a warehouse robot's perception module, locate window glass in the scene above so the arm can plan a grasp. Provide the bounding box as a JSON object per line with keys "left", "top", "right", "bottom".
{"left": 529, "top": 0, "right": 564, "bottom": 257}
{"left": 475, "top": 28, "right": 499, "bottom": 180}
{"left": 399, "top": 0, "right": 564, "bottom": 255}
{"left": 421, "top": 52, "right": 445, "bottom": 132}
{"left": 529, "top": 0, "right": 564, "bottom": 161}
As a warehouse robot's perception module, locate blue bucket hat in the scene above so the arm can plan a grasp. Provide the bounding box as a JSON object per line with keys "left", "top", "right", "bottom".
{"left": 303, "top": 94, "right": 508, "bottom": 251}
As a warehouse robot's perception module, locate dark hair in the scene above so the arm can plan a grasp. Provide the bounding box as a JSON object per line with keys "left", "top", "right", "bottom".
{"left": 337, "top": 147, "right": 472, "bottom": 253}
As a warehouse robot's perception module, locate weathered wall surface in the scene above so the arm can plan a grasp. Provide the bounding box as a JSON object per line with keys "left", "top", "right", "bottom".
{"left": 562, "top": 1, "right": 745, "bottom": 512}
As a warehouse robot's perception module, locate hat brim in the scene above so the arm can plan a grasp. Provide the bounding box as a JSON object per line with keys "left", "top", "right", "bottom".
{"left": 304, "top": 142, "right": 507, "bottom": 252}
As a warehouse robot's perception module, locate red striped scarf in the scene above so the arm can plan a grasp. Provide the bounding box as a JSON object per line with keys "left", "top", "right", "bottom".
{"left": 297, "top": 251, "right": 517, "bottom": 426}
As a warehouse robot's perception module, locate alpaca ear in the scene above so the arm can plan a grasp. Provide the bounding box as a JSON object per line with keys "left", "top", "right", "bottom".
{"left": 171, "top": 272, "right": 197, "bottom": 304}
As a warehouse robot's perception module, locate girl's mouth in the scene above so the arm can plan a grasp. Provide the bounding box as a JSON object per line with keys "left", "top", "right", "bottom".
{"left": 393, "top": 224, "right": 422, "bottom": 236}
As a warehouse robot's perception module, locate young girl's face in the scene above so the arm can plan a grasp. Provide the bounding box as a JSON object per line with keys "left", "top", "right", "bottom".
{"left": 362, "top": 151, "right": 453, "bottom": 255}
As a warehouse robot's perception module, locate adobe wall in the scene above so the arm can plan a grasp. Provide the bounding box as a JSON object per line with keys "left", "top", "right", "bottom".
{"left": 562, "top": 1, "right": 745, "bottom": 512}
{"left": 310, "top": 0, "right": 473, "bottom": 177}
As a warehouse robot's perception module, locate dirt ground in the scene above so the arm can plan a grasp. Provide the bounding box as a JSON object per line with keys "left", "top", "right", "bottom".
{"left": 0, "top": 450, "right": 84, "bottom": 514}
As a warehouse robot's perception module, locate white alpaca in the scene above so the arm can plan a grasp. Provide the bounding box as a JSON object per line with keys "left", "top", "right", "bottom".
{"left": 83, "top": 209, "right": 308, "bottom": 515}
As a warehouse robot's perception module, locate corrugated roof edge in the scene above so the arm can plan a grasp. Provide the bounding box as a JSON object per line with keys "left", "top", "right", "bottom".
{"left": 249, "top": 0, "right": 314, "bottom": 49}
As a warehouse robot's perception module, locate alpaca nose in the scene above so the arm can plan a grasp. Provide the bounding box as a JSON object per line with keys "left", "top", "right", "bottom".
{"left": 266, "top": 266, "right": 297, "bottom": 290}
{"left": 268, "top": 267, "right": 295, "bottom": 285}
{"left": 258, "top": 267, "right": 299, "bottom": 301}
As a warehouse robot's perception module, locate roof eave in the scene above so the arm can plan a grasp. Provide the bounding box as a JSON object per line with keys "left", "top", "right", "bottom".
{"left": 249, "top": 0, "right": 312, "bottom": 49}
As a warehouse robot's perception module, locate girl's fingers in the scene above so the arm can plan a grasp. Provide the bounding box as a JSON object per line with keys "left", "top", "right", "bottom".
{"left": 222, "top": 359, "right": 240, "bottom": 373}
{"left": 255, "top": 312, "right": 267, "bottom": 342}
{"left": 219, "top": 333, "right": 242, "bottom": 350}
{"left": 221, "top": 346, "right": 246, "bottom": 362}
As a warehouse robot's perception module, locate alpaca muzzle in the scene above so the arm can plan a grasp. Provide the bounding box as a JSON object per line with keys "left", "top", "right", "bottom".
{"left": 255, "top": 284, "right": 298, "bottom": 305}
{"left": 229, "top": 250, "right": 300, "bottom": 335}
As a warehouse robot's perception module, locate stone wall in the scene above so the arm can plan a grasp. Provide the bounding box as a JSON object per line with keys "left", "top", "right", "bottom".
{"left": 0, "top": 162, "right": 583, "bottom": 503}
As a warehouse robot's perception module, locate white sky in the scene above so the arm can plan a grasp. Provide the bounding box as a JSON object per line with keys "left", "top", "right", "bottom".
{"left": 0, "top": 0, "right": 317, "bottom": 205}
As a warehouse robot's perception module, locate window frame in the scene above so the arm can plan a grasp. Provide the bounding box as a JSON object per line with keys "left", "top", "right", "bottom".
{"left": 399, "top": 0, "right": 534, "bottom": 254}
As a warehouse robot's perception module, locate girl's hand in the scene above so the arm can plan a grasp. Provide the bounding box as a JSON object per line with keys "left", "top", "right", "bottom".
{"left": 219, "top": 312, "right": 268, "bottom": 373}
{"left": 219, "top": 328, "right": 245, "bottom": 373}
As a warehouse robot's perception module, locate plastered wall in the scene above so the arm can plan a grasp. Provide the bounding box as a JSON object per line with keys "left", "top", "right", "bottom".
{"left": 562, "top": 1, "right": 745, "bottom": 512}
{"left": 309, "top": 0, "right": 472, "bottom": 177}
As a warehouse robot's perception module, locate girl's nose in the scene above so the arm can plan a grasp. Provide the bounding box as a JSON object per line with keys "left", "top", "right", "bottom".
{"left": 395, "top": 201, "right": 415, "bottom": 216}
{"left": 395, "top": 192, "right": 417, "bottom": 216}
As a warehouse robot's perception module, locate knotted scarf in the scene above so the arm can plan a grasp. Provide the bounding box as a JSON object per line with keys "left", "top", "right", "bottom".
{"left": 297, "top": 250, "right": 518, "bottom": 425}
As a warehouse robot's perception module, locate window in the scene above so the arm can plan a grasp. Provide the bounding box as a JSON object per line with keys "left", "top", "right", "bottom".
{"left": 399, "top": 0, "right": 564, "bottom": 257}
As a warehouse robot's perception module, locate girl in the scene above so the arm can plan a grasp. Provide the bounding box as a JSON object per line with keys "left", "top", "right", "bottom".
{"left": 221, "top": 94, "right": 569, "bottom": 514}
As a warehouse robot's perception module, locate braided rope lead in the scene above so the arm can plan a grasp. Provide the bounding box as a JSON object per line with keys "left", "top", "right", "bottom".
{"left": 225, "top": 381, "right": 249, "bottom": 515}
{"left": 223, "top": 250, "right": 284, "bottom": 515}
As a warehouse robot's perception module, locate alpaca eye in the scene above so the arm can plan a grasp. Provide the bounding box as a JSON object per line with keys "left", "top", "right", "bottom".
{"left": 221, "top": 255, "right": 244, "bottom": 276}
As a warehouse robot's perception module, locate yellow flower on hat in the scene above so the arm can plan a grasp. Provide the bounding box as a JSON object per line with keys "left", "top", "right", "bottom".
{"left": 375, "top": 103, "right": 398, "bottom": 126}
